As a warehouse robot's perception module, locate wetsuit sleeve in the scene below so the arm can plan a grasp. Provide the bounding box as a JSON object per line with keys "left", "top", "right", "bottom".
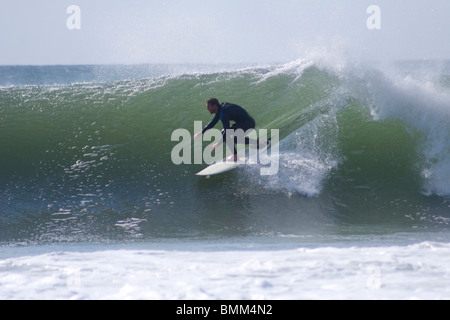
{"left": 222, "top": 112, "right": 231, "bottom": 130}
{"left": 202, "top": 112, "right": 220, "bottom": 134}
{"left": 220, "top": 113, "right": 231, "bottom": 141}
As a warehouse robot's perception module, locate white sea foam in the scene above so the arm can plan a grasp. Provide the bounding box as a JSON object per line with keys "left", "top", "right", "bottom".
{"left": 1, "top": 241, "right": 450, "bottom": 300}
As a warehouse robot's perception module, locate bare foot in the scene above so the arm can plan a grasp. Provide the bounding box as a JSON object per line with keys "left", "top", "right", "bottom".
{"left": 226, "top": 154, "right": 238, "bottom": 162}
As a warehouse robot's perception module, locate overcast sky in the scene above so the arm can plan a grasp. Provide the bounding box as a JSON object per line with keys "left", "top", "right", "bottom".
{"left": 0, "top": 0, "right": 449, "bottom": 65}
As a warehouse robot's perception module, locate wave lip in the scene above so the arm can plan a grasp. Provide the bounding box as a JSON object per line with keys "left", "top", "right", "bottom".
{"left": 359, "top": 62, "right": 450, "bottom": 196}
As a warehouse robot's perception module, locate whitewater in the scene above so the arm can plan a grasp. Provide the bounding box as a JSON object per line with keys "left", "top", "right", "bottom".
{"left": 1, "top": 58, "right": 450, "bottom": 299}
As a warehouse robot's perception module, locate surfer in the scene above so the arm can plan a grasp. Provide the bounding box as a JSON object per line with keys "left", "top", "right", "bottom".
{"left": 194, "top": 98, "right": 268, "bottom": 161}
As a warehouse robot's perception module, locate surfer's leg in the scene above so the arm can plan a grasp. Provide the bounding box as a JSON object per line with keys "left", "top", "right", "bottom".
{"left": 222, "top": 129, "right": 239, "bottom": 161}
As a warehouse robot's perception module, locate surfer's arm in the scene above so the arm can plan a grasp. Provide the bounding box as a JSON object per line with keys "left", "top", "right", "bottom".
{"left": 220, "top": 115, "right": 232, "bottom": 142}
{"left": 210, "top": 120, "right": 230, "bottom": 150}
{"left": 195, "top": 113, "right": 219, "bottom": 140}
{"left": 201, "top": 113, "right": 220, "bottom": 134}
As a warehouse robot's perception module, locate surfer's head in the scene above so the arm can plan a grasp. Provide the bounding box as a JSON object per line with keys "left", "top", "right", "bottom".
{"left": 206, "top": 98, "right": 220, "bottom": 114}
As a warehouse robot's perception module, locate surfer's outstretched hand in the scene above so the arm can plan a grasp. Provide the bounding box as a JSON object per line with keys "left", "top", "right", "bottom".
{"left": 193, "top": 131, "right": 202, "bottom": 140}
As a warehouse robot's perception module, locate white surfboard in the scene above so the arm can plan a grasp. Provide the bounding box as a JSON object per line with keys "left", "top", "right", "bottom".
{"left": 196, "top": 139, "right": 271, "bottom": 177}
{"left": 196, "top": 158, "right": 248, "bottom": 176}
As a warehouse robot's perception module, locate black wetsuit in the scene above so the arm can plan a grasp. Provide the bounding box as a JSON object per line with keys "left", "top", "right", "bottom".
{"left": 202, "top": 102, "right": 255, "bottom": 137}
{"left": 202, "top": 102, "right": 256, "bottom": 155}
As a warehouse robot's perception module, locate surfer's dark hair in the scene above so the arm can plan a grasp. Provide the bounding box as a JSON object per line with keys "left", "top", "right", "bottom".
{"left": 207, "top": 98, "right": 220, "bottom": 106}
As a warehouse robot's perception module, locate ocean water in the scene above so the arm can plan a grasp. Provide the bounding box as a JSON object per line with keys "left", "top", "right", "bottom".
{"left": 1, "top": 58, "right": 450, "bottom": 299}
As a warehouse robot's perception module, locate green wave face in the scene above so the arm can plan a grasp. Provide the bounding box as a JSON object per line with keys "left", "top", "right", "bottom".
{"left": 1, "top": 62, "right": 449, "bottom": 242}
